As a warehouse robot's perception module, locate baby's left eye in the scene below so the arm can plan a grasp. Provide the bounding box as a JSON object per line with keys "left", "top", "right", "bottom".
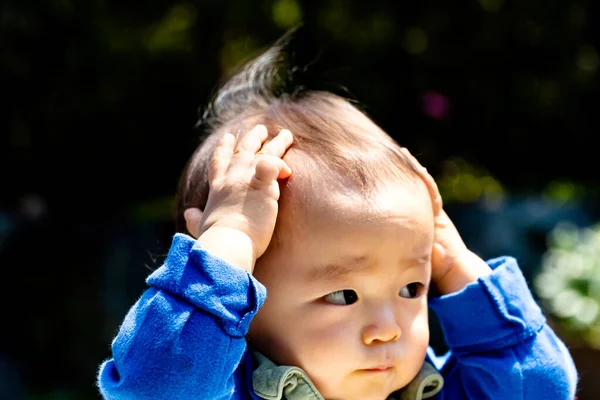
{"left": 399, "top": 283, "right": 424, "bottom": 299}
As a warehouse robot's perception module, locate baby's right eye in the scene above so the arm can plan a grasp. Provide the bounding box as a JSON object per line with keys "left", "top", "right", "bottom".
{"left": 324, "top": 290, "right": 358, "bottom": 305}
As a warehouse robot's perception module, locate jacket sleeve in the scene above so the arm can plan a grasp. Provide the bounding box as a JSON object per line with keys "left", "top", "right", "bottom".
{"left": 96, "top": 233, "right": 266, "bottom": 400}
{"left": 427, "top": 256, "right": 579, "bottom": 400}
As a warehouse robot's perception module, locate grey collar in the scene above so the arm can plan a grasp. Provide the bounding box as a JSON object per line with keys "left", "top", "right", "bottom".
{"left": 251, "top": 351, "right": 443, "bottom": 400}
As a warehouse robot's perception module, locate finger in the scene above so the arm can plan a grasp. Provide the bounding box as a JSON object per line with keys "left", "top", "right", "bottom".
{"left": 400, "top": 148, "right": 443, "bottom": 215}
{"left": 254, "top": 156, "right": 292, "bottom": 184}
{"left": 227, "top": 125, "right": 269, "bottom": 175}
{"left": 277, "top": 160, "right": 293, "bottom": 180}
{"left": 233, "top": 124, "right": 269, "bottom": 156}
{"left": 257, "top": 129, "right": 294, "bottom": 158}
{"left": 209, "top": 133, "right": 235, "bottom": 182}
{"left": 183, "top": 207, "right": 204, "bottom": 238}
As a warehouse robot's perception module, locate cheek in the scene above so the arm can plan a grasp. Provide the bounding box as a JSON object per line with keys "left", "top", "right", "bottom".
{"left": 399, "top": 297, "right": 429, "bottom": 336}
{"left": 290, "top": 308, "right": 358, "bottom": 362}
{"left": 249, "top": 291, "right": 355, "bottom": 368}
{"left": 405, "top": 306, "right": 430, "bottom": 357}
{"left": 246, "top": 284, "right": 300, "bottom": 364}
{"left": 266, "top": 310, "right": 358, "bottom": 394}
{"left": 287, "top": 312, "right": 358, "bottom": 394}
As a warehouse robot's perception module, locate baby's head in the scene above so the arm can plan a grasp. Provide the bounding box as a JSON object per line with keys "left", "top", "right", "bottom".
{"left": 177, "top": 34, "right": 435, "bottom": 399}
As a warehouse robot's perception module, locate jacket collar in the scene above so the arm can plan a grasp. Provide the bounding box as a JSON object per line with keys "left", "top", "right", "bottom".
{"left": 251, "top": 351, "right": 443, "bottom": 400}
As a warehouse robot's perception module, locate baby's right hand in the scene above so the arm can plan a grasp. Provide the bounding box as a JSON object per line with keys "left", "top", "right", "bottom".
{"left": 185, "top": 124, "right": 293, "bottom": 273}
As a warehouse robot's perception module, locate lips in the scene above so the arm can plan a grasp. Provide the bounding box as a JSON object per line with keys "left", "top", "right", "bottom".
{"left": 362, "top": 364, "right": 394, "bottom": 372}
{"left": 361, "top": 354, "right": 400, "bottom": 372}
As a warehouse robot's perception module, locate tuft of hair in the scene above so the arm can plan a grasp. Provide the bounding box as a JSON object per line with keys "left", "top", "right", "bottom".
{"left": 175, "top": 28, "right": 419, "bottom": 235}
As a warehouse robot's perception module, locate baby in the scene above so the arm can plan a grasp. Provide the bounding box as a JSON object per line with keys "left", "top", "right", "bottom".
{"left": 97, "top": 33, "right": 578, "bottom": 400}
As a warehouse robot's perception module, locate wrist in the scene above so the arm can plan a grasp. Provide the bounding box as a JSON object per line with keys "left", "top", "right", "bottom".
{"left": 434, "top": 250, "right": 492, "bottom": 295}
{"left": 197, "top": 226, "right": 257, "bottom": 273}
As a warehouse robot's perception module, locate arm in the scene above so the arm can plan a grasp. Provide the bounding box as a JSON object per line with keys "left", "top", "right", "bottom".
{"left": 97, "top": 126, "right": 294, "bottom": 399}
{"left": 428, "top": 256, "right": 578, "bottom": 399}
{"left": 400, "top": 148, "right": 579, "bottom": 399}
{"left": 97, "top": 233, "right": 265, "bottom": 399}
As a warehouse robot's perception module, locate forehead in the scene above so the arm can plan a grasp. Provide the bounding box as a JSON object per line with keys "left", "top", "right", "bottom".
{"left": 254, "top": 178, "right": 434, "bottom": 287}
{"left": 276, "top": 176, "right": 433, "bottom": 247}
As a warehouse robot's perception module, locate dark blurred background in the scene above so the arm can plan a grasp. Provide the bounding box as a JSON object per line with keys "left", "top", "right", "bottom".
{"left": 2, "top": 1, "right": 600, "bottom": 399}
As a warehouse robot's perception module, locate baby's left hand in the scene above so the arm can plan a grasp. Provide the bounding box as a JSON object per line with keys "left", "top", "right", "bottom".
{"left": 401, "top": 148, "right": 491, "bottom": 295}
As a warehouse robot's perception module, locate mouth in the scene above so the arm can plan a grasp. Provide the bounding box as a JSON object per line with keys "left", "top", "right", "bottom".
{"left": 361, "top": 365, "right": 394, "bottom": 372}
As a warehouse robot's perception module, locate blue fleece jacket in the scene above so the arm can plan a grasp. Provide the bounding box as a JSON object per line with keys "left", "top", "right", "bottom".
{"left": 97, "top": 233, "right": 579, "bottom": 399}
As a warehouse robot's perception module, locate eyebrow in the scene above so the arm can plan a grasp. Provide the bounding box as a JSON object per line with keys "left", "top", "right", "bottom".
{"left": 309, "top": 256, "right": 375, "bottom": 282}
{"left": 309, "top": 256, "right": 430, "bottom": 282}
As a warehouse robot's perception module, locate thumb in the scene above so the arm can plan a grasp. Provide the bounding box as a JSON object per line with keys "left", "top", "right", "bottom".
{"left": 183, "top": 208, "right": 204, "bottom": 238}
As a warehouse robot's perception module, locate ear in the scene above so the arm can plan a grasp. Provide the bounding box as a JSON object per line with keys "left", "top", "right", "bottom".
{"left": 183, "top": 208, "right": 204, "bottom": 239}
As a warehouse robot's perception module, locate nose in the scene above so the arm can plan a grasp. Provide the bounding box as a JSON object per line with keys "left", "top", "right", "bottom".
{"left": 361, "top": 305, "right": 402, "bottom": 345}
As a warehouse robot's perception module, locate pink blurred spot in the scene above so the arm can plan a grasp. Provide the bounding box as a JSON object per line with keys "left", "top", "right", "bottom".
{"left": 422, "top": 91, "right": 450, "bottom": 119}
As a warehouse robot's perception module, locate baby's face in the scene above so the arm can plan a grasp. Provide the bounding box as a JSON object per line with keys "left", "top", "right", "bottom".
{"left": 248, "top": 179, "right": 434, "bottom": 400}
